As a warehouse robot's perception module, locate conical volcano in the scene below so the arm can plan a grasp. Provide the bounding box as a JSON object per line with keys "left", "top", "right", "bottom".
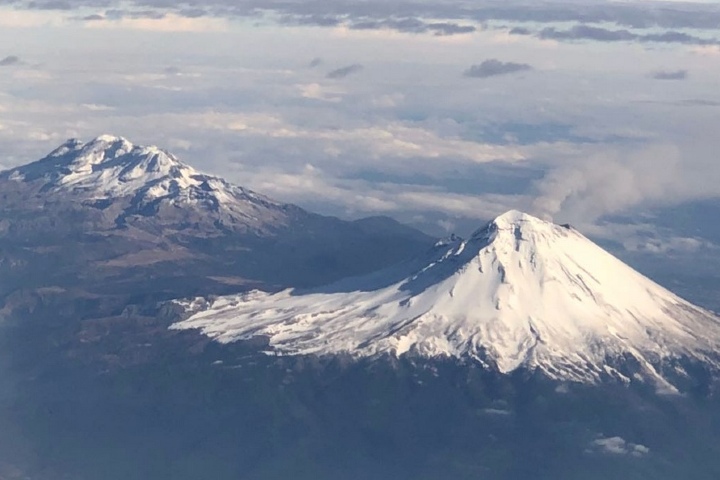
{"left": 173, "top": 210, "right": 720, "bottom": 388}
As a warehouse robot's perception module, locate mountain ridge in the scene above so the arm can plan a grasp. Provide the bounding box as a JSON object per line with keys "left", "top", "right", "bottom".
{"left": 1, "top": 134, "right": 297, "bottom": 236}
{"left": 0, "top": 135, "right": 434, "bottom": 303}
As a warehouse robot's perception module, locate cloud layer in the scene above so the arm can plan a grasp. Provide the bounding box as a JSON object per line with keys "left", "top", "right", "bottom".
{"left": 8, "top": 0, "right": 720, "bottom": 31}
{"left": 1, "top": 0, "right": 719, "bottom": 244}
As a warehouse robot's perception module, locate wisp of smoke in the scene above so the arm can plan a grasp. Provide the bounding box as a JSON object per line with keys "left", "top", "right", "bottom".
{"left": 530, "top": 144, "right": 683, "bottom": 223}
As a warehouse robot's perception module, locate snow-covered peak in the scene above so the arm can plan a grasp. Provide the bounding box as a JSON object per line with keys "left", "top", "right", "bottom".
{"left": 488, "top": 208, "right": 534, "bottom": 227}
{"left": 8, "top": 135, "right": 189, "bottom": 189}
{"left": 34, "top": 135, "right": 195, "bottom": 196}
{"left": 0, "top": 136, "right": 292, "bottom": 234}
{"left": 472, "top": 209, "right": 564, "bottom": 240}
{"left": 94, "top": 134, "right": 130, "bottom": 144}
{"left": 172, "top": 210, "right": 720, "bottom": 390}
{"left": 48, "top": 135, "right": 134, "bottom": 164}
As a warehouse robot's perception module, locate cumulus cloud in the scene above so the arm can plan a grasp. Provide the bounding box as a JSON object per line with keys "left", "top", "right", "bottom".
{"left": 0, "top": 55, "right": 22, "bottom": 67}
{"left": 651, "top": 69, "right": 688, "bottom": 80}
{"left": 587, "top": 436, "right": 650, "bottom": 457}
{"left": 463, "top": 59, "right": 532, "bottom": 78}
{"left": 326, "top": 64, "right": 364, "bottom": 79}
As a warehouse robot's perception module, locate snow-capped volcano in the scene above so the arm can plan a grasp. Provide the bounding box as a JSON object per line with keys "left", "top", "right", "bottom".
{"left": 1, "top": 135, "right": 291, "bottom": 235}
{"left": 8, "top": 135, "right": 195, "bottom": 198}
{"left": 0, "top": 136, "right": 432, "bottom": 292}
{"left": 173, "top": 210, "right": 720, "bottom": 388}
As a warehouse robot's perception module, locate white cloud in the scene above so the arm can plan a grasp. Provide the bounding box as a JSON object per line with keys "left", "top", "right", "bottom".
{"left": 225, "top": 159, "right": 525, "bottom": 220}
{"left": 2, "top": 12, "right": 720, "bottom": 245}
{"left": 298, "top": 83, "right": 344, "bottom": 102}
{"left": 195, "top": 111, "right": 527, "bottom": 165}
{"left": 81, "top": 103, "right": 115, "bottom": 111}
{"left": 248, "top": 168, "right": 401, "bottom": 213}
{"left": 530, "top": 143, "right": 720, "bottom": 224}
{"left": 588, "top": 436, "right": 650, "bottom": 457}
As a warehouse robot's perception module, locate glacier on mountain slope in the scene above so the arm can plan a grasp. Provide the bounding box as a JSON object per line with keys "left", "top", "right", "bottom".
{"left": 172, "top": 210, "right": 720, "bottom": 387}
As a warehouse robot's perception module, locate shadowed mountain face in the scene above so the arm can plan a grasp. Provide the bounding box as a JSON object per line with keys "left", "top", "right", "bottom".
{"left": 4, "top": 348, "right": 720, "bottom": 480}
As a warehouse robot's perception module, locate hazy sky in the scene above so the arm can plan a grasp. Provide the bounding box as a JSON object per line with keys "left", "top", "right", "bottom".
{"left": 0, "top": 0, "right": 719, "bottom": 252}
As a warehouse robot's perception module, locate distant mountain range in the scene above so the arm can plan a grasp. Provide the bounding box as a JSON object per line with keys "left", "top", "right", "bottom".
{"left": 2, "top": 137, "right": 720, "bottom": 480}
